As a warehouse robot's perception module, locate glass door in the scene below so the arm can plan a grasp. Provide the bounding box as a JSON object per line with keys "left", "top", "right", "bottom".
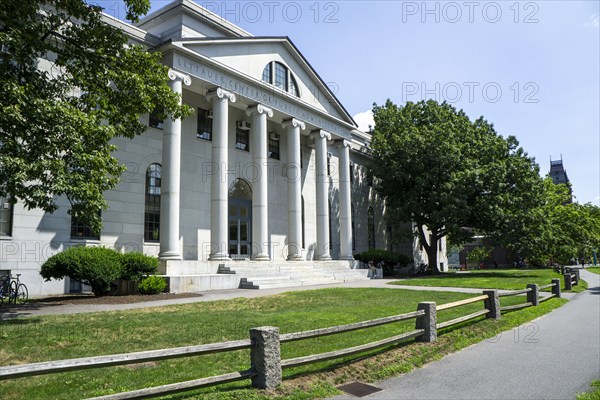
{"left": 229, "top": 200, "right": 251, "bottom": 259}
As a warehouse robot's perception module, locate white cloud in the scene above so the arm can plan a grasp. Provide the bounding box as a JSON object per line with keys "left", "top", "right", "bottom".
{"left": 353, "top": 110, "right": 374, "bottom": 132}
{"left": 583, "top": 13, "right": 599, "bottom": 28}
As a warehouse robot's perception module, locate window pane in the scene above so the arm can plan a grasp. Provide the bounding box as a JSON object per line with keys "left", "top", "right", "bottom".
{"left": 262, "top": 63, "right": 272, "bottom": 83}
{"left": 236, "top": 128, "right": 250, "bottom": 151}
{"left": 274, "top": 62, "right": 287, "bottom": 91}
{"left": 268, "top": 137, "right": 280, "bottom": 160}
{"left": 197, "top": 108, "right": 212, "bottom": 141}
{"left": 149, "top": 106, "right": 164, "bottom": 130}
{"left": 0, "top": 197, "right": 12, "bottom": 236}
{"left": 289, "top": 74, "right": 299, "bottom": 97}
{"left": 144, "top": 164, "right": 161, "bottom": 242}
{"left": 71, "top": 212, "right": 101, "bottom": 240}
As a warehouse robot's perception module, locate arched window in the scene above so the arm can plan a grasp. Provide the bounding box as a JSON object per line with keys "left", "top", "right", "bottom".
{"left": 351, "top": 204, "right": 355, "bottom": 250}
{"left": 262, "top": 61, "right": 300, "bottom": 97}
{"left": 144, "top": 164, "right": 161, "bottom": 242}
{"left": 229, "top": 179, "right": 252, "bottom": 200}
{"left": 368, "top": 206, "right": 375, "bottom": 249}
{"left": 301, "top": 195, "right": 305, "bottom": 249}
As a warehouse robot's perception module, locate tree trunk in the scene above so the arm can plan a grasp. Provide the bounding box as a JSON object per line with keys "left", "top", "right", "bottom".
{"left": 417, "top": 224, "right": 441, "bottom": 274}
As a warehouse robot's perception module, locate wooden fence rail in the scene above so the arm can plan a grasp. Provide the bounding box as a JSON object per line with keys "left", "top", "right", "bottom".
{"left": 0, "top": 278, "right": 565, "bottom": 399}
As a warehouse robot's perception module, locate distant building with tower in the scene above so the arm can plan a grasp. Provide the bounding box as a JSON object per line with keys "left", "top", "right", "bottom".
{"left": 549, "top": 156, "right": 572, "bottom": 202}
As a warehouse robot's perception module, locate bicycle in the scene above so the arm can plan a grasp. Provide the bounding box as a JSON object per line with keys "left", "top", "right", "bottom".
{"left": 0, "top": 274, "right": 28, "bottom": 305}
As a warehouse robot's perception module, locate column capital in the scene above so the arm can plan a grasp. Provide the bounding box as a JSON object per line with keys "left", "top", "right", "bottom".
{"left": 167, "top": 69, "right": 192, "bottom": 86}
{"left": 335, "top": 139, "right": 351, "bottom": 149}
{"left": 309, "top": 129, "right": 331, "bottom": 141}
{"left": 206, "top": 87, "right": 236, "bottom": 103}
{"left": 246, "top": 104, "right": 273, "bottom": 118}
{"left": 282, "top": 118, "right": 306, "bottom": 131}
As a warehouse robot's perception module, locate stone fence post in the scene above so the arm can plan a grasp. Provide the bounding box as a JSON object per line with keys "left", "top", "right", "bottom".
{"left": 250, "top": 327, "right": 282, "bottom": 389}
{"left": 527, "top": 284, "right": 539, "bottom": 306}
{"left": 564, "top": 274, "right": 573, "bottom": 290}
{"left": 574, "top": 269, "right": 580, "bottom": 285}
{"left": 415, "top": 302, "right": 437, "bottom": 342}
{"left": 551, "top": 278, "right": 561, "bottom": 298}
{"left": 483, "top": 290, "right": 501, "bottom": 319}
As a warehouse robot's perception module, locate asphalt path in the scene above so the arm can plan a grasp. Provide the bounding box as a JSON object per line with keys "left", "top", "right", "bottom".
{"left": 332, "top": 269, "right": 600, "bottom": 400}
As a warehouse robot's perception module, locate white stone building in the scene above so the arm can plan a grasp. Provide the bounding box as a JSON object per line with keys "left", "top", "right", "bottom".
{"left": 0, "top": 0, "right": 447, "bottom": 297}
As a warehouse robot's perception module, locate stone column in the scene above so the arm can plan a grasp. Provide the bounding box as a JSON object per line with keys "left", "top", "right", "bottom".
{"left": 551, "top": 278, "right": 561, "bottom": 298}
{"left": 282, "top": 118, "right": 305, "bottom": 261}
{"left": 206, "top": 88, "right": 236, "bottom": 261}
{"left": 336, "top": 140, "right": 353, "bottom": 260}
{"left": 310, "top": 130, "right": 332, "bottom": 260}
{"left": 159, "top": 69, "right": 191, "bottom": 260}
{"left": 250, "top": 326, "right": 282, "bottom": 389}
{"left": 247, "top": 105, "right": 273, "bottom": 261}
{"left": 527, "top": 283, "right": 539, "bottom": 306}
{"left": 415, "top": 302, "right": 437, "bottom": 342}
{"left": 483, "top": 290, "right": 501, "bottom": 319}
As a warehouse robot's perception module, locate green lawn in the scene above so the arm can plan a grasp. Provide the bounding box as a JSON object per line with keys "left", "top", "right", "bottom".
{"left": 390, "top": 268, "right": 588, "bottom": 293}
{"left": 577, "top": 380, "right": 600, "bottom": 400}
{"left": 0, "top": 288, "right": 566, "bottom": 400}
{"left": 587, "top": 267, "right": 600, "bottom": 275}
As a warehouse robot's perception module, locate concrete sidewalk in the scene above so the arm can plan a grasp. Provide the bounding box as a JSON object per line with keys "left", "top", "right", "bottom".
{"left": 0, "top": 278, "right": 493, "bottom": 320}
{"left": 332, "top": 269, "right": 600, "bottom": 400}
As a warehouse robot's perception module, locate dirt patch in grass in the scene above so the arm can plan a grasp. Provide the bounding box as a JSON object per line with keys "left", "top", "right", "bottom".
{"left": 29, "top": 292, "right": 202, "bottom": 305}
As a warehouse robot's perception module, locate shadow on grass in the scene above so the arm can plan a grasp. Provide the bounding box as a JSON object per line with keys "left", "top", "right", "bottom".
{"left": 402, "top": 272, "right": 546, "bottom": 281}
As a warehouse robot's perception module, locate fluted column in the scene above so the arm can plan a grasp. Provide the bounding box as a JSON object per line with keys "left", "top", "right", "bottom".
{"left": 206, "top": 88, "right": 236, "bottom": 261}
{"left": 310, "top": 130, "right": 332, "bottom": 260}
{"left": 159, "top": 69, "right": 191, "bottom": 260}
{"left": 282, "top": 118, "right": 305, "bottom": 261}
{"left": 336, "top": 140, "right": 353, "bottom": 260}
{"left": 247, "top": 104, "right": 273, "bottom": 261}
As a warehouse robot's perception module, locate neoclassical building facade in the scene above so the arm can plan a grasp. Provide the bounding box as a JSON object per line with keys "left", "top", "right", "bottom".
{"left": 0, "top": 0, "right": 446, "bottom": 296}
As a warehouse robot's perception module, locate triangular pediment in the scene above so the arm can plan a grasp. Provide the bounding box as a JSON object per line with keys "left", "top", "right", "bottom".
{"left": 176, "top": 38, "right": 356, "bottom": 127}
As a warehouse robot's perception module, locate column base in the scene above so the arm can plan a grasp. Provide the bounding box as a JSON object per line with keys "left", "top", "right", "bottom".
{"left": 158, "top": 251, "right": 182, "bottom": 260}
{"left": 209, "top": 253, "right": 230, "bottom": 261}
{"left": 251, "top": 255, "right": 271, "bottom": 262}
{"left": 318, "top": 255, "right": 332, "bottom": 261}
{"left": 287, "top": 255, "right": 304, "bottom": 261}
{"left": 339, "top": 256, "right": 355, "bottom": 261}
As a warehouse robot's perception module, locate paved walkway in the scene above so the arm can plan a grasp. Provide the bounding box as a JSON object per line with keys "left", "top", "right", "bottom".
{"left": 1, "top": 278, "right": 496, "bottom": 320}
{"left": 332, "top": 269, "right": 600, "bottom": 400}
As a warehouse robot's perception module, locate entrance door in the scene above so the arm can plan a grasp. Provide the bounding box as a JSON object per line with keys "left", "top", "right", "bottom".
{"left": 229, "top": 199, "right": 252, "bottom": 259}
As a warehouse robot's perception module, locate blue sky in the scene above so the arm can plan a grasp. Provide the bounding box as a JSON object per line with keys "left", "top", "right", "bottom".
{"left": 100, "top": 1, "right": 599, "bottom": 205}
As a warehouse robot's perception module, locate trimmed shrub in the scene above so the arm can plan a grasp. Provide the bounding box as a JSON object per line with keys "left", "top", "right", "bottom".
{"left": 137, "top": 275, "right": 167, "bottom": 295}
{"left": 41, "top": 246, "right": 122, "bottom": 296}
{"left": 353, "top": 249, "right": 412, "bottom": 276}
{"left": 120, "top": 252, "right": 159, "bottom": 282}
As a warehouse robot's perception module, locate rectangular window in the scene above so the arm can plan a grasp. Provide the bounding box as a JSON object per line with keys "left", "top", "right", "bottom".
{"left": 0, "top": 197, "right": 13, "bottom": 237}
{"left": 149, "top": 106, "right": 164, "bottom": 130}
{"left": 70, "top": 212, "right": 100, "bottom": 240}
{"left": 197, "top": 108, "right": 212, "bottom": 141}
{"left": 236, "top": 128, "right": 250, "bottom": 151}
{"left": 350, "top": 162, "right": 354, "bottom": 183}
{"left": 268, "top": 137, "right": 280, "bottom": 160}
{"left": 327, "top": 153, "right": 331, "bottom": 176}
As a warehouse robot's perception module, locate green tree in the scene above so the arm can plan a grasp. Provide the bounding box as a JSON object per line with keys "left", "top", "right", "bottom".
{"left": 370, "top": 100, "right": 543, "bottom": 273}
{"left": 0, "top": 0, "right": 191, "bottom": 233}
{"left": 518, "top": 178, "right": 600, "bottom": 265}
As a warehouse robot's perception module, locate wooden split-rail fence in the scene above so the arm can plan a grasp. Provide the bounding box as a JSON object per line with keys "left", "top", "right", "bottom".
{"left": 0, "top": 279, "right": 563, "bottom": 399}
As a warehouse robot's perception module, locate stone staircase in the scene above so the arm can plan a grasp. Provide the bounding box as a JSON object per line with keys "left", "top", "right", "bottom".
{"left": 218, "top": 261, "right": 369, "bottom": 289}
{"left": 161, "top": 260, "right": 369, "bottom": 292}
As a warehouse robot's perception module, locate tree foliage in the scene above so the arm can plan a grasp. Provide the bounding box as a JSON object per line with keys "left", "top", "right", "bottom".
{"left": 515, "top": 179, "right": 600, "bottom": 265}
{"left": 0, "top": 0, "right": 191, "bottom": 232}
{"left": 370, "top": 100, "right": 544, "bottom": 273}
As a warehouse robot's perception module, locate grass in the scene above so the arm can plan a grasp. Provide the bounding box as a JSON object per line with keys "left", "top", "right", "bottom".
{"left": 390, "top": 268, "right": 588, "bottom": 293}
{"left": 577, "top": 380, "right": 600, "bottom": 400}
{"left": 587, "top": 267, "right": 600, "bottom": 275}
{"left": 0, "top": 287, "right": 566, "bottom": 400}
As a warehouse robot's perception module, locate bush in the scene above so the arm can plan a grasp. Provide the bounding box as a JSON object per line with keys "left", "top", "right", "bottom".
{"left": 41, "top": 246, "right": 122, "bottom": 296}
{"left": 120, "top": 252, "right": 159, "bottom": 282}
{"left": 137, "top": 275, "right": 167, "bottom": 295}
{"left": 41, "top": 247, "right": 161, "bottom": 296}
{"left": 353, "top": 249, "right": 412, "bottom": 276}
